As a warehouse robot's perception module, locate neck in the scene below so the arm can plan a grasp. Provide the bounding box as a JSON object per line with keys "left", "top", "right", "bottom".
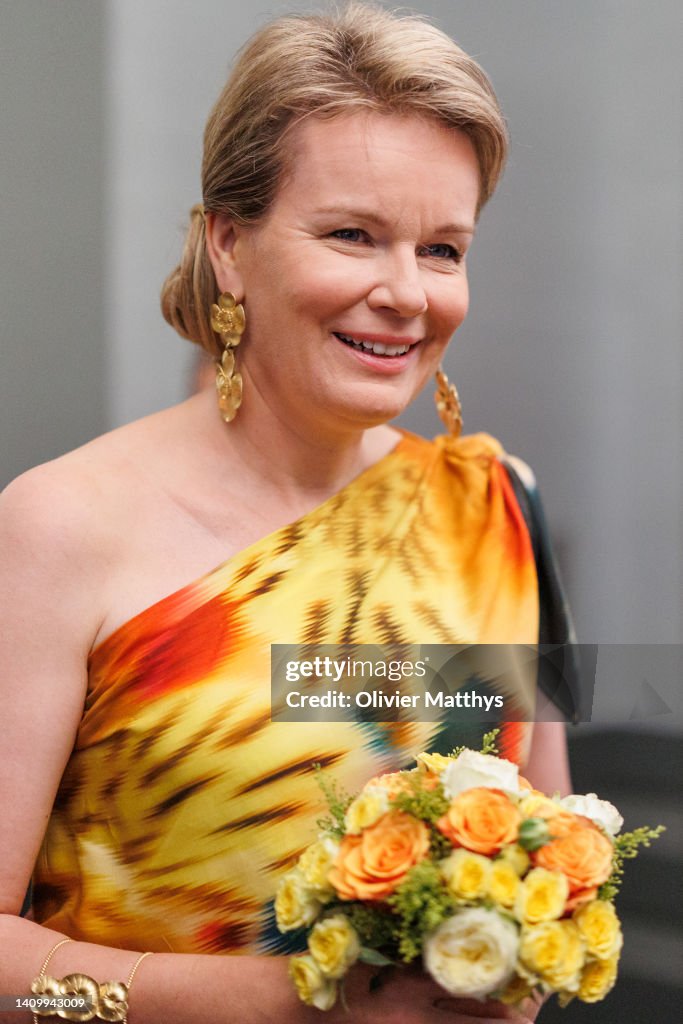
{"left": 193, "top": 386, "right": 401, "bottom": 511}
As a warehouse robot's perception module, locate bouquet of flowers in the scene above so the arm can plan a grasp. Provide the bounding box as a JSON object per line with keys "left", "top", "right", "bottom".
{"left": 275, "top": 731, "right": 663, "bottom": 1011}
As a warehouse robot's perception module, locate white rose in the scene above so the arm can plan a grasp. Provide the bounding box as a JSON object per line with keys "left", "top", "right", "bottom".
{"left": 559, "top": 793, "right": 623, "bottom": 836}
{"left": 424, "top": 908, "right": 519, "bottom": 1000}
{"left": 441, "top": 749, "right": 521, "bottom": 800}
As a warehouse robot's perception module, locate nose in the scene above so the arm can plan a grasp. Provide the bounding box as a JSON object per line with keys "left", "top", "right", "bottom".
{"left": 366, "top": 248, "right": 428, "bottom": 318}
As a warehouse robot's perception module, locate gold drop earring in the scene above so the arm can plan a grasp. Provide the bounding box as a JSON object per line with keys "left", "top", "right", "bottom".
{"left": 210, "top": 292, "right": 246, "bottom": 423}
{"left": 434, "top": 367, "right": 463, "bottom": 439}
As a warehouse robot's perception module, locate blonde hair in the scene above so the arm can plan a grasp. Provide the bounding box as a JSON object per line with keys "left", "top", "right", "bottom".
{"left": 161, "top": 3, "right": 508, "bottom": 353}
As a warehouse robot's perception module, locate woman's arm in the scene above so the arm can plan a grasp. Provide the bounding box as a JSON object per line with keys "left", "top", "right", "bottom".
{"left": 0, "top": 919, "right": 544, "bottom": 1024}
{"left": 523, "top": 721, "right": 572, "bottom": 796}
{"left": 0, "top": 919, "right": 540, "bottom": 1024}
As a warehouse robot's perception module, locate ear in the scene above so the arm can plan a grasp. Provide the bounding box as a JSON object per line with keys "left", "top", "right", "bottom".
{"left": 205, "top": 212, "right": 246, "bottom": 300}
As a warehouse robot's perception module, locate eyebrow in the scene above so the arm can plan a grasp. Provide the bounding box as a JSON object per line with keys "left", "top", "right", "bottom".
{"left": 313, "top": 206, "right": 475, "bottom": 235}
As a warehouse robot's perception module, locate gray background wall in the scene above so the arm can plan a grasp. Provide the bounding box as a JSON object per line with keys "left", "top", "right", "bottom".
{"left": 0, "top": 1, "right": 107, "bottom": 481}
{"left": 1, "top": 1, "right": 681, "bottom": 1018}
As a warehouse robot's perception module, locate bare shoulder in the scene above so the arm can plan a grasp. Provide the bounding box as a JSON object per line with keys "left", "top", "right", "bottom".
{"left": 2, "top": 447, "right": 113, "bottom": 542}
{"left": 1, "top": 461, "right": 114, "bottom": 659}
{"left": 2, "top": 396, "right": 220, "bottom": 645}
{"left": 1, "top": 399, "right": 193, "bottom": 544}
{"left": 2, "top": 432, "right": 129, "bottom": 573}
{"left": 1, "top": 405, "right": 185, "bottom": 631}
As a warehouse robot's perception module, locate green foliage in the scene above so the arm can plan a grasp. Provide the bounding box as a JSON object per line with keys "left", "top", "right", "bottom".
{"left": 480, "top": 728, "right": 500, "bottom": 755}
{"left": 428, "top": 828, "right": 454, "bottom": 860}
{"left": 598, "top": 825, "right": 666, "bottom": 901}
{"left": 450, "top": 727, "right": 500, "bottom": 759}
{"left": 343, "top": 902, "right": 398, "bottom": 952}
{"left": 386, "top": 861, "right": 455, "bottom": 963}
{"left": 390, "top": 772, "right": 452, "bottom": 858}
{"left": 357, "top": 947, "right": 396, "bottom": 967}
{"left": 392, "top": 776, "right": 449, "bottom": 825}
{"left": 313, "top": 763, "right": 352, "bottom": 838}
{"left": 518, "top": 817, "right": 552, "bottom": 852}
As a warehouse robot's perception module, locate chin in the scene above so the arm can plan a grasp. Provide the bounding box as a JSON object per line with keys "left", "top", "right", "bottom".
{"left": 336, "top": 402, "right": 411, "bottom": 432}
{"left": 330, "top": 380, "right": 424, "bottom": 427}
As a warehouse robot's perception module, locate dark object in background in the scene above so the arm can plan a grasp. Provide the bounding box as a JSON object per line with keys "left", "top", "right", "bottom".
{"left": 542, "top": 729, "right": 682, "bottom": 1023}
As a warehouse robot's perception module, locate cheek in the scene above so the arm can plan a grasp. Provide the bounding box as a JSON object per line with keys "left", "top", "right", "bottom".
{"left": 263, "top": 254, "right": 363, "bottom": 322}
{"left": 432, "top": 280, "right": 470, "bottom": 341}
{"left": 451, "top": 278, "right": 470, "bottom": 325}
{"left": 299, "top": 260, "right": 369, "bottom": 315}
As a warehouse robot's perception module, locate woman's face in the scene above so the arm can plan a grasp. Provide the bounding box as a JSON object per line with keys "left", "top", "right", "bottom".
{"left": 209, "top": 110, "right": 480, "bottom": 436}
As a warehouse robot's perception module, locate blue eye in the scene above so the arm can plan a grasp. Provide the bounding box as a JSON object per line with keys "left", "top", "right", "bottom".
{"left": 331, "top": 228, "right": 366, "bottom": 242}
{"left": 422, "top": 243, "right": 463, "bottom": 261}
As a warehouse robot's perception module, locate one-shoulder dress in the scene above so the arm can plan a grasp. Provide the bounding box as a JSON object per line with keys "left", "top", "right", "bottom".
{"left": 32, "top": 431, "right": 568, "bottom": 955}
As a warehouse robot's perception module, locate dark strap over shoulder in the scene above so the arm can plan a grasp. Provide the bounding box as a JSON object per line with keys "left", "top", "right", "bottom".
{"left": 500, "top": 456, "right": 581, "bottom": 723}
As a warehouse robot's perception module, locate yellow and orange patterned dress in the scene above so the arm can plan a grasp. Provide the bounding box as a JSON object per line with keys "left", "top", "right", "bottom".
{"left": 33, "top": 431, "right": 542, "bottom": 954}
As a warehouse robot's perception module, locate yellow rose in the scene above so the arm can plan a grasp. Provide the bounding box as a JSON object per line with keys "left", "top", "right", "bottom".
{"left": 416, "top": 751, "right": 453, "bottom": 774}
{"left": 543, "top": 921, "right": 585, "bottom": 990}
{"left": 344, "top": 786, "right": 390, "bottom": 834}
{"left": 308, "top": 914, "right": 360, "bottom": 979}
{"left": 275, "top": 869, "right": 321, "bottom": 931}
{"left": 515, "top": 868, "right": 568, "bottom": 924}
{"left": 488, "top": 859, "right": 520, "bottom": 908}
{"left": 520, "top": 920, "right": 585, "bottom": 992}
{"left": 441, "top": 849, "right": 492, "bottom": 901}
{"left": 573, "top": 899, "right": 623, "bottom": 960}
{"left": 498, "top": 843, "right": 530, "bottom": 876}
{"left": 519, "top": 793, "right": 561, "bottom": 819}
{"left": 289, "top": 954, "right": 337, "bottom": 1010}
{"left": 424, "top": 908, "right": 519, "bottom": 1000}
{"left": 298, "top": 838, "right": 340, "bottom": 896}
{"left": 577, "top": 952, "right": 619, "bottom": 1003}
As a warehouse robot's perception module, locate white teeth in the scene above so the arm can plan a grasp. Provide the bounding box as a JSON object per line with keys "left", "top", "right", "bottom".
{"left": 336, "top": 333, "right": 410, "bottom": 357}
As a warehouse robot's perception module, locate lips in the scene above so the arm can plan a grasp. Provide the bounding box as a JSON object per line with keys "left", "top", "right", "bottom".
{"left": 333, "top": 332, "right": 416, "bottom": 357}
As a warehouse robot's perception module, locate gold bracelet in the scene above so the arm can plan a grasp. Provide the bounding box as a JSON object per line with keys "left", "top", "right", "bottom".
{"left": 32, "top": 940, "right": 73, "bottom": 1024}
{"left": 122, "top": 953, "right": 152, "bottom": 1024}
{"left": 30, "top": 945, "right": 152, "bottom": 1024}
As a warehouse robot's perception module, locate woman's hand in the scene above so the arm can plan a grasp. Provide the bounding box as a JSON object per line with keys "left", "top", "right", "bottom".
{"left": 339, "top": 964, "right": 545, "bottom": 1024}
{"left": 431, "top": 992, "right": 545, "bottom": 1022}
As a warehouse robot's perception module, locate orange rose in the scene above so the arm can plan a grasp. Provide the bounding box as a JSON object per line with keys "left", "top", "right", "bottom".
{"left": 419, "top": 772, "right": 442, "bottom": 792}
{"left": 437, "top": 788, "right": 521, "bottom": 856}
{"left": 546, "top": 810, "right": 589, "bottom": 838}
{"left": 564, "top": 886, "right": 599, "bottom": 913}
{"left": 533, "top": 819, "right": 613, "bottom": 893}
{"left": 329, "top": 811, "right": 430, "bottom": 901}
{"left": 363, "top": 771, "right": 412, "bottom": 797}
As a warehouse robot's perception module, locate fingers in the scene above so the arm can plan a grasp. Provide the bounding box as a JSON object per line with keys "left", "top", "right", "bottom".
{"left": 431, "top": 996, "right": 532, "bottom": 1021}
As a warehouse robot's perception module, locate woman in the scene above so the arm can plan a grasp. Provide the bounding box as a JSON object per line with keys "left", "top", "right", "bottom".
{"left": 0, "top": 5, "right": 572, "bottom": 1021}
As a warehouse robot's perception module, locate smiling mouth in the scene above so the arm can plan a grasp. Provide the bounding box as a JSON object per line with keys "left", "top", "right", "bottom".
{"left": 333, "top": 332, "right": 414, "bottom": 357}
